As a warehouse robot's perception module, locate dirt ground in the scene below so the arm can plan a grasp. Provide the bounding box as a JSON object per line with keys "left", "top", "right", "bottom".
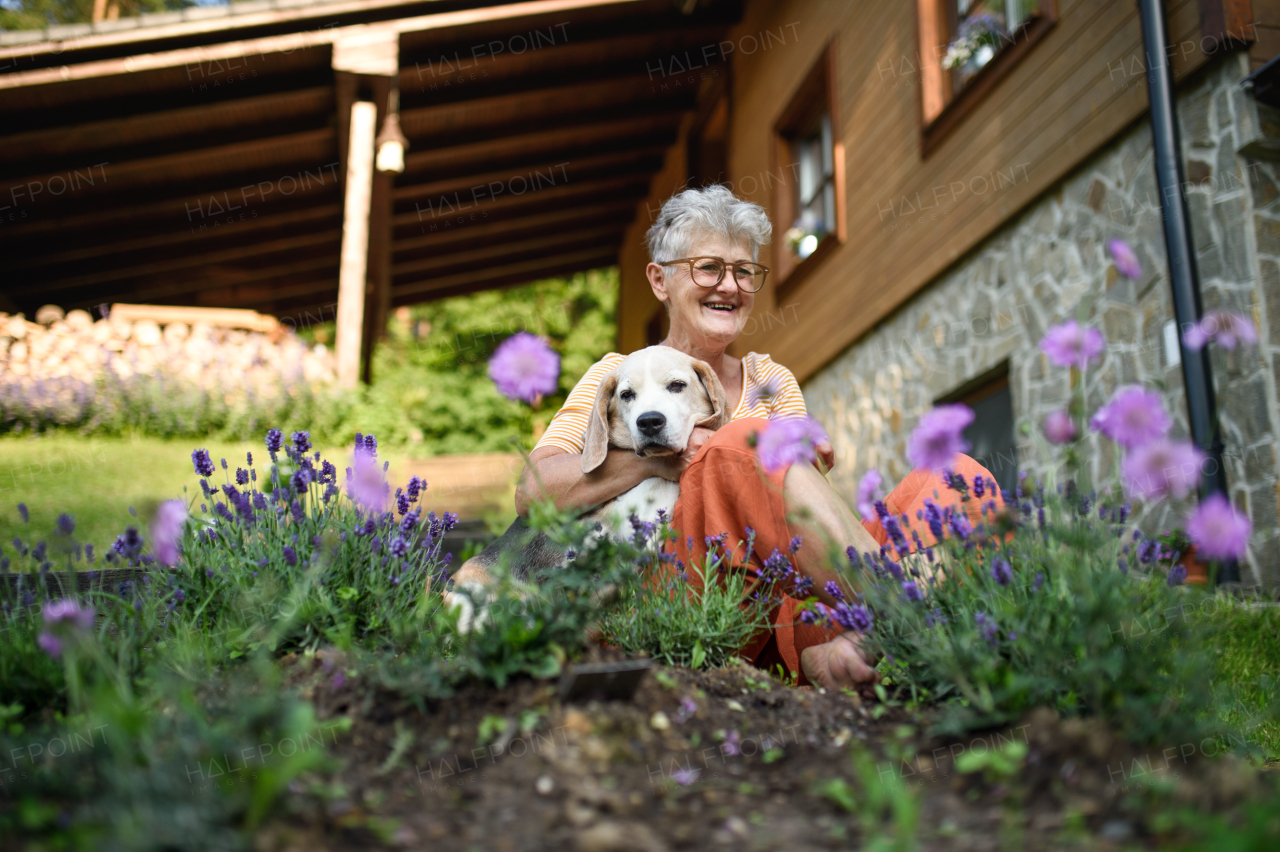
{"left": 253, "top": 650, "right": 1263, "bottom": 851}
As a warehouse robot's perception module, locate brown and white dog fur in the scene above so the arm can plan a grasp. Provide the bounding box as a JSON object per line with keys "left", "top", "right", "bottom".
{"left": 443, "top": 346, "right": 730, "bottom": 631}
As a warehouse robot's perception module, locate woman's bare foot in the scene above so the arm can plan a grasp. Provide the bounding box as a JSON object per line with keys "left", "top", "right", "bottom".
{"left": 799, "top": 631, "right": 877, "bottom": 690}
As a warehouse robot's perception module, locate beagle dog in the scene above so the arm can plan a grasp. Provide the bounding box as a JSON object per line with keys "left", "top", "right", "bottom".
{"left": 443, "top": 346, "right": 730, "bottom": 631}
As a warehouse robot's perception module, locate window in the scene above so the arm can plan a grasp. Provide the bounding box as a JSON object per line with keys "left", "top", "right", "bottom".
{"left": 938, "top": 364, "right": 1018, "bottom": 494}
{"left": 919, "top": 0, "right": 1057, "bottom": 155}
{"left": 772, "top": 41, "right": 845, "bottom": 297}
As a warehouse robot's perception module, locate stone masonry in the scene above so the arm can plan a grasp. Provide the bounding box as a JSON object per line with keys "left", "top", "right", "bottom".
{"left": 804, "top": 51, "right": 1280, "bottom": 590}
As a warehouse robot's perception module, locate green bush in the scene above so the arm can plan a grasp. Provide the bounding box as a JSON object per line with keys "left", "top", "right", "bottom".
{"left": 838, "top": 480, "right": 1241, "bottom": 748}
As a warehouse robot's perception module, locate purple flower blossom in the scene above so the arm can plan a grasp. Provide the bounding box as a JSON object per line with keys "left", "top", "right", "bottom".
{"left": 948, "top": 512, "right": 973, "bottom": 541}
{"left": 406, "top": 476, "right": 424, "bottom": 502}
{"left": 291, "top": 431, "right": 312, "bottom": 455}
{"left": 824, "top": 581, "right": 845, "bottom": 603}
{"left": 1182, "top": 311, "right": 1257, "bottom": 351}
{"left": 901, "top": 581, "right": 923, "bottom": 602}
{"left": 990, "top": 557, "right": 1013, "bottom": 586}
{"left": 150, "top": 500, "right": 187, "bottom": 568}
{"left": 721, "top": 730, "right": 741, "bottom": 756}
{"left": 55, "top": 513, "right": 75, "bottom": 536}
{"left": 37, "top": 633, "right": 63, "bottom": 657}
{"left": 974, "top": 611, "right": 1000, "bottom": 645}
{"left": 488, "top": 332, "right": 561, "bottom": 403}
{"left": 1040, "top": 321, "right": 1106, "bottom": 369}
{"left": 44, "top": 598, "right": 95, "bottom": 631}
{"left": 1121, "top": 439, "right": 1204, "bottom": 501}
{"left": 282, "top": 545, "right": 298, "bottom": 567}
{"left": 835, "top": 602, "right": 874, "bottom": 633}
{"left": 788, "top": 536, "right": 803, "bottom": 554}
{"left": 1108, "top": 239, "right": 1142, "bottom": 280}
{"left": 907, "top": 404, "right": 974, "bottom": 471}
{"left": 756, "top": 416, "right": 829, "bottom": 472}
{"left": 1043, "top": 410, "right": 1078, "bottom": 444}
{"left": 17, "top": 503, "right": 29, "bottom": 524}
{"left": 673, "top": 696, "right": 698, "bottom": 724}
{"left": 235, "top": 468, "right": 249, "bottom": 486}
{"left": 389, "top": 536, "right": 410, "bottom": 557}
{"left": 347, "top": 443, "right": 388, "bottom": 513}
{"left": 265, "top": 429, "right": 284, "bottom": 455}
{"left": 1091, "top": 386, "right": 1171, "bottom": 448}
{"left": 1167, "top": 564, "right": 1188, "bottom": 586}
{"left": 1187, "top": 494, "right": 1251, "bottom": 560}
{"left": 191, "top": 449, "right": 215, "bottom": 478}
{"left": 856, "top": 468, "right": 883, "bottom": 519}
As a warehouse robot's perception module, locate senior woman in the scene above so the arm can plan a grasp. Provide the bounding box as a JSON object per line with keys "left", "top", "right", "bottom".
{"left": 515, "top": 186, "right": 997, "bottom": 689}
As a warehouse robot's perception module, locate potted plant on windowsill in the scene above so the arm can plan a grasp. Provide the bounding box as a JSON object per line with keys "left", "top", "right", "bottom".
{"left": 1154, "top": 528, "right": 1209, "bottom": 585}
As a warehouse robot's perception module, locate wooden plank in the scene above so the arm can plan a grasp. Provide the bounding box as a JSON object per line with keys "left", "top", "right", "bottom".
{"left": 390, "top": 172, "right": 652, "bottom": 226}
{"left": 392, "top": 223, "right": 626, "bottom": 278}
{"left": 0, "top": 86, "right": 333, "bottom": 165}
{"left": 393, "top": 245, "right": 618, "bottom": 298}
{"left": 0, "top": 0, "right": 650, "bottom": 89}
{"left": 107, "top": 303, "right": 279, "bottom": 332}
{"left": 393, "top": 198, "right": 637, "bottom": 253}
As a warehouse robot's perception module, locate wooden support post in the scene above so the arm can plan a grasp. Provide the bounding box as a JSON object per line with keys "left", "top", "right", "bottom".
{"left": 336, "top": 100, "right": 377, "bottom": 389}
{"left": 363, "top": 75, "right": 394, "bottom": 385}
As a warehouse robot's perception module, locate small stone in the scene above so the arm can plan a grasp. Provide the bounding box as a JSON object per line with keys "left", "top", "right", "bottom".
{"left": 5, "top": 315, "right": 27, "bottom": 339}
{"left": 649, "top": 711, "right": 670, "bottom": 731}
{"left": 564, "top": 709, "right": 593, "bottom": 736}
{"left": 65, "top": 309, "right": 93, "bottom": 330}
{"left": 536, "top": 775, "right": 555, "bottom": 795}
{"left": 163, "top": 321, "right": 190, "bottom": 343}
{"left": 724, "top": 700, "right": 745, "bottom": 712}
{"left": 722, "top": 816, "right": 748, "bottom": 838}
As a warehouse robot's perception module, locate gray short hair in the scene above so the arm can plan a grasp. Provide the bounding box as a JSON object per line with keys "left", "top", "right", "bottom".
{"left": 645, "top": 184, "right": 772, "bottom": 266}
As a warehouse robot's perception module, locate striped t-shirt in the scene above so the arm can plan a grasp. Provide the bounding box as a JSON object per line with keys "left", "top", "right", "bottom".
{"left": 536, "top": 351, "right": 808, "bottom": 455}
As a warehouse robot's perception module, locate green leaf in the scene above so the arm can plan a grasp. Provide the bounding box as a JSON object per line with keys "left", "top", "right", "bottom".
{"left": 691, "top": 639, "right": 706, "bottom": 670}
{"left": 814, "top": 777, "right": 857, "bottom": 813}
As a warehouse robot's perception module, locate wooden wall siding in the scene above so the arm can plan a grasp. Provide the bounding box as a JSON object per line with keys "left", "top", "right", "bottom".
{"left": 616, "top": 0, "right": 1219, "bottom": 381}
{"left": 1253, "top": 0, "right": 1280, "bottom": 67}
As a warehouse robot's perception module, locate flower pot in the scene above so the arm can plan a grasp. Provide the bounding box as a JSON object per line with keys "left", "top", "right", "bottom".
{"left": 1179, "top": 544, "right": 1209, "bottom": 585}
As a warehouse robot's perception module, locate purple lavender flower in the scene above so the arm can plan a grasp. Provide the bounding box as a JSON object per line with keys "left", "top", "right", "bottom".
{"left": 948, "top": 512, "right": 973, "bottom": 540}
{"left": 396, "top": 491, "right": 410, "bottom": 516}
{"left": 1043, "top": 410, "right": 1078, "bottom": 444}
{"left": 488, "top": 332, "right": 561, "bottom": 403}
{"left": 990, "top": 557, "right": 1013, "bottom": 586}
{"left": 1091, "top": 386, "right": 1171, "bottom": 448}
{"left": 721, "top": 730, "right": 742, "bottom": 756}
{"left": 282, "top": 545, "right": 298, "bottom": 567}
{"left": 150, "top": 500, "right": 187, "bottom": 568}
{"left": 37, "top": 633, "right": 62, "bottom": 657}
{"left": 974, "top": 611, "right": 1000, "bottom": 646}
{"left": 17, "top": 503, "right": 29, "bottom": 524}
{"left": 1039, "top": 321, "right": 1106, "bottom": 369}
{"left": 389, "top": 536, "right": 410, "bottom": 557}
{"left": 406, "top": 475, "right": 424, "bottom": 502}
{"left": 1183, "top": 311, "right": 1257, "bottom": 351}
{"left": 85, "top": 544, "right": 94, "bottom": 563}
{"left": 856, "top": 468, "right": 883, "bottom": 519}
{"left": 235, "top": 468, "right": 249, "bottom": 486}
{"left": 55, "top": 514, "right": 75, "bottom": 536}
{"left": 266, "top": 429, "right": 284, "bottom": 455}
{"left": 1033, "top": 572, "right": 1044, "bottom": 591}
{"left": 192, "top": 449, "right": 216, "bottom": 478}
{"left": 901, "top": 581, "right": 923, "bottom": 602}
{"left": 1167, "top": 564, "right": 1188, "bottom": 586}
{"left": 1108, "top": 239, "right": 1142, "bottom": 280}
{"left": 291, "top": 431, "right": 312, "bottom": 455}
{"left": 1138, "top": 538, "right": 1159, "bottom": 564}
{"left": 1121, "top": 439, "right": 1204, "bottom": 501}
{"left": 907, "top": 405, "right": 974, "bottom": 471}
{"left": 756, "top": 416, "right": 829, "bottom": 472}
{"left": 788, "top": 536, "right": 803, "bottom": 554}
{"left": 836, "top": 602, "right": 874, "bottom": 634}
{"left": 289, "top": 501, "right": 305, "bottom": 524}
{"left": 824, "top": 581, "right": 845, "bottom": 603}
{"left": 1187, "top": 494, "right": 1251, "bottom": 560}
{"left": 291, "top": 467, "right": 312, "bottom": 492}
{"left": 794, "top": 575, "right": 814, "bottom": 595}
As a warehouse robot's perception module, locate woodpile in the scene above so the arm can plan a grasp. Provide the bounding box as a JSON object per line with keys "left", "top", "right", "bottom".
{"left": 0, "top": 304, "right": 335, "bottom": 392}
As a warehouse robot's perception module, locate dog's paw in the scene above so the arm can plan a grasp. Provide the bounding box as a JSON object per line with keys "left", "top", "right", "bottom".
{"left": 444, "top": 582, "right": 491, "bottom": 634}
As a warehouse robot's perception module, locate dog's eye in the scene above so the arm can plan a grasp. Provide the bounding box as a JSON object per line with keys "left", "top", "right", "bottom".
{"left": 619, "top": 389, "right": 635, "bottom": 402}
{"left": 667, "top": 381, "right": 686, "bottom": 393}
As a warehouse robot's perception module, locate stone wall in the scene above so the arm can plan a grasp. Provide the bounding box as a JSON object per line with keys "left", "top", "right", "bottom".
{"left": 803, "top": 51, "right": 1280, "bottom": 590}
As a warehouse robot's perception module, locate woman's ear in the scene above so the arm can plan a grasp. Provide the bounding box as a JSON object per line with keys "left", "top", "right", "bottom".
{"left": 646, "top": 262, "right": 669, "bottom": 304}
{"left": 691, "top": 359, "right": 730, "bottom": 430}
{"left": 580, "top": 371, "right": 620, "bottom": 474}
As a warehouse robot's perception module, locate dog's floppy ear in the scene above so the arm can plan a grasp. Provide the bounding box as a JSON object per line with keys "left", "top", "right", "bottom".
{"left": 581, "top": 370, "right": 620, "bottom": 473}
{"left": 691, "top": 359, "right": 730, "bottom": 430}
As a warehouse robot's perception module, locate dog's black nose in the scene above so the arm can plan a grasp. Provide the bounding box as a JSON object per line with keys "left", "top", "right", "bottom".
{"left": 636, "top": 411, "right": 666, "bottom": 437}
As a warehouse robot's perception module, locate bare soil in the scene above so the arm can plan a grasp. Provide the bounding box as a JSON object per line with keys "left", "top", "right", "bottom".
{"left": 254, "top": 651, "right": 1262, "bottom": 851}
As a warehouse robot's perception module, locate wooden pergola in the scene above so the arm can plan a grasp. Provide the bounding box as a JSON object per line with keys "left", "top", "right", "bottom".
{"left": 0, "top": 0, "right": 738, "bottom": 381}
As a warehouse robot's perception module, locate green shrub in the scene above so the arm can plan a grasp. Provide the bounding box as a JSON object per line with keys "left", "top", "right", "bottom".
{"left": 838, "top": 480, "right": 1236, "bottom": 747}
{"left": 600, "top": 529, "right": 776, "bottom": 669}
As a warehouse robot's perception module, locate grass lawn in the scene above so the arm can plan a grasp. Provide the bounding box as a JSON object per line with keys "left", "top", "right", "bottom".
{"left": 1208, "top": 602, "right": 1280, "bottom": 760}
{"left": 0, "top": 433, "right": 414, "bottom": 556}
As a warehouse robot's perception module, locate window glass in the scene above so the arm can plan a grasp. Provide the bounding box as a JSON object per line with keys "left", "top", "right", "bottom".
{"left": 943, "top": 0, "right": 1036, "bottom": 85}
{"left": 787, "top": 112, "right": 834, "bottom": 261}
{"left": 963, "top": 381, "right": 1018, "bottom": 494}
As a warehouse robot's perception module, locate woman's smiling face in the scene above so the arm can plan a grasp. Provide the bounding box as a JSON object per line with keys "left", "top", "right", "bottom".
{"left": 651, "top": 233, "right": 756, "bottom": 350}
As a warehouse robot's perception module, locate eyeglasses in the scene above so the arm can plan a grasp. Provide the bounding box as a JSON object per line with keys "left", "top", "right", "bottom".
{"left": 658, "top": 256, "right": 769, "bottom": 293}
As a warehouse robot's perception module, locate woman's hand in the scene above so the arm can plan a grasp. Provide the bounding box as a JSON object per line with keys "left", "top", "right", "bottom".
{"left": 815, "top": 439, "right": 836, "bottom": 472}
{"left": 799, "top": 631, "right": 877, "bottom": 689}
